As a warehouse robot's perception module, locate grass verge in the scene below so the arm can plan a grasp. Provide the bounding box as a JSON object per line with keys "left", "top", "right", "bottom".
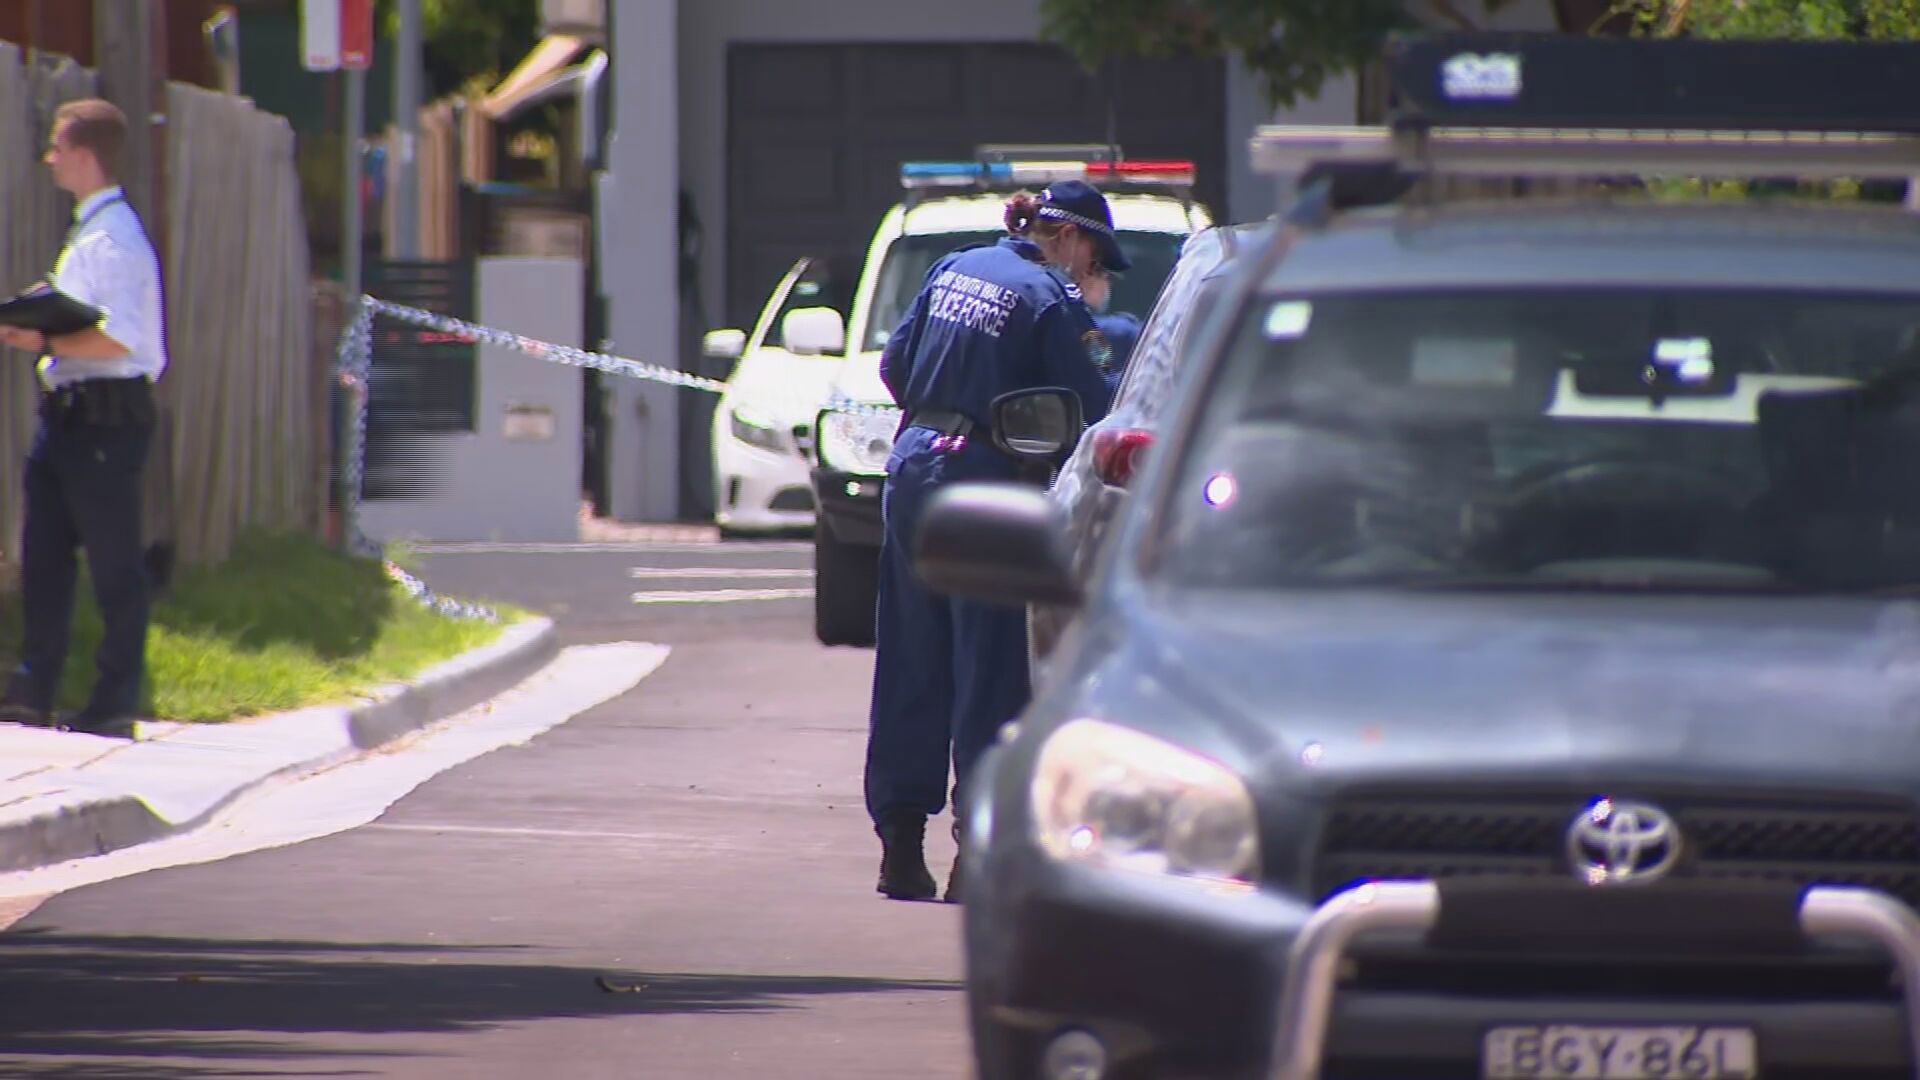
{"left": 0, "top": 530, "right": 522, "bottom": 723}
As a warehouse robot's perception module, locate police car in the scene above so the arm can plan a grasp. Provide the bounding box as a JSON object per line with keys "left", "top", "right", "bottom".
{"left": 810, "top": 150, "right": 1212, "bottom": 645}
{"left": 908, "top": 31, "right": 1920, "bottom": 1080}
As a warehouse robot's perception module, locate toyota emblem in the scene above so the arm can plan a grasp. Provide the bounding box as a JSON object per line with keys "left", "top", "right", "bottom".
{"left": 1566, "top": 797, "right": 1681, "bottom": 885}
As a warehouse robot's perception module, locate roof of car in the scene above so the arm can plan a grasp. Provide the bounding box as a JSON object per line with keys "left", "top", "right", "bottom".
{"left": 1214, "top": 219, "right": 1278, "bottom": 263}
{"left": 1266, "top": 198, "right": 1920, "bottom": 294}
{"left": 900, "top": 191, "right": 1207, "bottom": 237}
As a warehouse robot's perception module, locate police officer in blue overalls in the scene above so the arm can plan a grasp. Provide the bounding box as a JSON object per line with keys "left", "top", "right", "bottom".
{"left": 866, "top": 179, "right": 1129, "bottom": 902}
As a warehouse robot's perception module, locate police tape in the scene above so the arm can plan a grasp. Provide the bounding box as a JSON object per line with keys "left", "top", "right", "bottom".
{"left": 331, "top": 299, "right": 501, "bottom": 624}
{"left": 330, "top": 295, "right": 905, "bottom": 623}
{"left": 357, "top": 297, "right": 903, "bottom": 419}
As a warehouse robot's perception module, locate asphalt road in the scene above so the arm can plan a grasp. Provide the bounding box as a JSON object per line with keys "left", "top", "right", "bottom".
{"left": 0, "top": 539, "right": 971, "bottom": 1080}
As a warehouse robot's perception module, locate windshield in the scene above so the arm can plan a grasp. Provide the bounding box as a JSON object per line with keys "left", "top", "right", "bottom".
{"left": 865, "top": 229, "right": 1190, "bottom": 350}
{"left": 1158, "top": 287, "right": 1920, "bottom": 594}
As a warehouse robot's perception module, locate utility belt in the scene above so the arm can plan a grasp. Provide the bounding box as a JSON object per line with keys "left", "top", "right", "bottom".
{"left": 40, "top": 376, "right": 156, "bottom": 428}
{"left": 904, "top": 408, "right": 975, "bottom": 438}
{"left": 904, "top": 407, "right": 977, "bottom": 455}
{"left": 904, "top": 406, "right": 1050, "bottom": 485}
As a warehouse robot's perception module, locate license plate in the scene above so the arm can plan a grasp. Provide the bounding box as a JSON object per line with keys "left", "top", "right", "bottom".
{"left": 1482, "top": 1026, "right": 1757, "bottom": 1079}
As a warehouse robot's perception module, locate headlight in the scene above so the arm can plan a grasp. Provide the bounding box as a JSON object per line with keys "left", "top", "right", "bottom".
{"left": 816, "top": 405, "right": 900, "bottom": 475}
{"left": 1031, "top": 719, "right": 1260, "bottom": 889}
{"left": 729, "top": 406, "right": 786, "bottom": 452}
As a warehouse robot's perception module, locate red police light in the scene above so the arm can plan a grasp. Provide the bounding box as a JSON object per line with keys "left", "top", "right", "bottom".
{"left": 1092, "top": 428, "right": 1155, "bottom": 487}
{"left": 1088, "top": 160, "right": 1197, "bottom": 185}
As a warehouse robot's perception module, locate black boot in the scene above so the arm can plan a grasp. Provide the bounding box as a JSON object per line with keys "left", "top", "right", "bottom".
{"left": 876, "top": 810, "right": 938, "bottom": 900}
{"left": 0, "top": 700, "right": 54, "bottom": 729}
{"left": 944, "top": 817, "right": 964, "bottom": 904}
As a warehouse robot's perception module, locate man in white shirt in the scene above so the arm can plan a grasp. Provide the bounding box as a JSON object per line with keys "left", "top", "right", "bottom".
{"left": 0, "top": 98, "right": 168, "bottom": 738}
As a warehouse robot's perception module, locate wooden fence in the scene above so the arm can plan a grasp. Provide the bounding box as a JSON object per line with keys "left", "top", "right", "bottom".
{"left": 385, "top": 95, "right": 495, "bottom": 260}
{"left": 0, "top": 43, "right": 323, "bottom": 572}
{"left": 0, "top": 46, "right": 94, "bottom": 580}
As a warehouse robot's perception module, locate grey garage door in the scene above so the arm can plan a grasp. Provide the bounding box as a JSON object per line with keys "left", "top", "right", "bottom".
{"left": 724, "top": 42, "right": 1228, "bottom": 330}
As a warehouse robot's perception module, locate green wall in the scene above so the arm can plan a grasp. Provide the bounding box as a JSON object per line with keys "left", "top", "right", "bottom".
{"left": 238, "top": 10, "right": 396, "bottom": 134}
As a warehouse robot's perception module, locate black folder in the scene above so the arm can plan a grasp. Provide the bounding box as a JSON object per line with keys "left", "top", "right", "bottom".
{"left": 0, "top": 285, "right": 102, "bottom": 336}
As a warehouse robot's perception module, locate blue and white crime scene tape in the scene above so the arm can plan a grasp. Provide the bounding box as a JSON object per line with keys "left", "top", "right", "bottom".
{"left": 331, "top": 295, "right": 902, "bottom": 621}
{"left": 331, "top": 299, "right": 500, "bottom": 622}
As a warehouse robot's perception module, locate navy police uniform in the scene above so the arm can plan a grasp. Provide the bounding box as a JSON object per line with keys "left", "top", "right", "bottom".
{"left": 866, "top": 179, "right": 1130, "bottom": 901}
{"left": 1095, "top": 311, "right": 1143, "bottom": 371}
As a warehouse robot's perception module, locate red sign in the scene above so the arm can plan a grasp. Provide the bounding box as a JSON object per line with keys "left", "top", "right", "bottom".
{"left": 339, "top": 0, "right": 373, "bottom": 71}
{"left": 301, "top": 0, "right": 374, "bottom": 72}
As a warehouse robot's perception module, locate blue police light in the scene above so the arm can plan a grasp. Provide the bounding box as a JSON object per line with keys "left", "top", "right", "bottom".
{"left": 902, "top": 161, "right": 1016, "bottom": 188}
{"left": 902, "top": 161, "right": 981, "bottom": 183}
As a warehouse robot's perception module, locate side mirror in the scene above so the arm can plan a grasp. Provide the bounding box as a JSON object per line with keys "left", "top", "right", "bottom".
{"left": 913, "top": 482, "right": 1081, "bottom": 608}
{"left": 782, "top": 307, "right": 846, "bottom": 356}
{"left": 990, "top": 387, "right": 1085, "bottom": 464}
{"left": 703, "top": 328, "right": 746, "bottom": 361}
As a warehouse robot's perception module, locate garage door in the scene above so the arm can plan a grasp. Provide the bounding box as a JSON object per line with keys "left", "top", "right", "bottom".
{"left": 724, "top": 42, "right": 1228, "bottom": 329}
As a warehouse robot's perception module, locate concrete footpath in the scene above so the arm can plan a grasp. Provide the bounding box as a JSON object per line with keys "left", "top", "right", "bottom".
{"left": 0, "top": 615, "right": 559, "bottom": 874}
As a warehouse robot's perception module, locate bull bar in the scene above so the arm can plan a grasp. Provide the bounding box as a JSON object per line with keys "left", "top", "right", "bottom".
{"left": 1267, "top": 881, "right": 1920, "bottom": 1079}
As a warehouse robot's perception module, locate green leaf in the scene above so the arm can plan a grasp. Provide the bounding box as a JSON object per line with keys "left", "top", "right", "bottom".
{"left": 1040, "top": 0, "right": 1417, "bottom": 109}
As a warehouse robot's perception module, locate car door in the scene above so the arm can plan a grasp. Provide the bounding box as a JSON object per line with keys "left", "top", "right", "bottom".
{"left": 1053, "top": 227, "right": 1234, "bottom": 543}
{"left": 720, "top": 257, "right": 847, "bottom": 451}
{"left": 1030, "top": 228, "right": 1236, "bottom": 674}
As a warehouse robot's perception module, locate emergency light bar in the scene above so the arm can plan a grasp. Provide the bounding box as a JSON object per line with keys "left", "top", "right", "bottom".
{"left": 1251, "top": 33, "right": 1920, "bottom": 182}
{"left": 901, "top": 145, "right": 1197, "bottom": 191}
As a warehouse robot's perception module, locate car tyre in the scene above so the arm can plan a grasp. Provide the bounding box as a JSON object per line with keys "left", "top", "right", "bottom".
{"left": 814, "top": 521, "right": 878, "bottom": 647}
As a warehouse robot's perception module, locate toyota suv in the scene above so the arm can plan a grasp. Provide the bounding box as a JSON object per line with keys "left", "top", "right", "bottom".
{"left": 910, "top": 32, "right": 1920, "bottom": 1080}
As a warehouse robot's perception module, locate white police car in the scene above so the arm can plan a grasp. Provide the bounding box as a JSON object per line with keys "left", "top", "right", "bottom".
{"left": 810, "top": 151, "right": 1212, "bottom": 645}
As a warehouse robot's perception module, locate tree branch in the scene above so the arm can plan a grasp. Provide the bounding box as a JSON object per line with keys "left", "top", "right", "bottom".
{"left": 1592, "top": 0, "right": 1636, "bottom": 34}
{"left": 1662, "top": 0, "right": 1692, "bottom": 35}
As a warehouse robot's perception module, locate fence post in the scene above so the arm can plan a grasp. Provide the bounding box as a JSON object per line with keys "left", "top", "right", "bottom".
{"left": 337, "top": 66, "right": 367, "bottom": 554}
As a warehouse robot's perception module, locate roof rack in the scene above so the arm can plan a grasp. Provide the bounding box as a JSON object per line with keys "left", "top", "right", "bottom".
{"left": 1252, "top": 32, "right": 1920, "bottom": 183}
{"left": 1253, "top": 126, "right": 1920, "bottom": 181}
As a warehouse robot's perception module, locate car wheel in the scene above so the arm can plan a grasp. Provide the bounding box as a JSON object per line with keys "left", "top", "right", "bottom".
{"left": 814, "top": 522, "right": 878, "bottom": 647}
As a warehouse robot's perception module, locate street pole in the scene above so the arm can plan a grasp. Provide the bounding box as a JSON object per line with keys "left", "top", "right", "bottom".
{"left": 344, "top": 67, "right": 365, "bottom": 304}
{"left": 392, "top": 0, "right": 421, "bottom": 258}
{"left": 338, "top": 65, "right": 366, "bottom": 551}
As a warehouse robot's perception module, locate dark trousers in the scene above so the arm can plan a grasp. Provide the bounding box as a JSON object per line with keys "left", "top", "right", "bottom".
{"left": 7, "top": 410, "right": 153, "bottom": 718}
{"left": 865, "top": 427, "right": 1031, "bottom": 824}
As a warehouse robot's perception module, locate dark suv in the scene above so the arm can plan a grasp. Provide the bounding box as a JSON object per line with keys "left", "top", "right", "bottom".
{"left": 912, "top": 31, "right": 1920, "bottom": 1080}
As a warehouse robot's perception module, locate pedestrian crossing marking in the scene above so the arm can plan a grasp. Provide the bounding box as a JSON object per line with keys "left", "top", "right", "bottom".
{"left": 413, "top": 541, "right": 812, "bottom": 555}
{"left": 631, "top": 588, "right": 814, "bottom": 605}
{"left": 627, "top": 567, "right": 811, "bottom": 580}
